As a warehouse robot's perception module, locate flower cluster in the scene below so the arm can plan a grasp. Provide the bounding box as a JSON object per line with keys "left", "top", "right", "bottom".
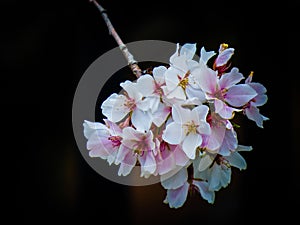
{"left": 83, "top": 43, "right": 268, "bottom": 208}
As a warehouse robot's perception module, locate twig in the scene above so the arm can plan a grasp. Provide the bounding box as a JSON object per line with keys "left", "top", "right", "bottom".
{"left": 90, "top": 0, "right": 142, "bottom": 78}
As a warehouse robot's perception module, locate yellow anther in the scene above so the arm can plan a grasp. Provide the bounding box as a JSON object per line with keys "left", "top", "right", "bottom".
{"left": 221, "top": 43, "right": 229, "bottom": 50}
{"left": 184, "top": 122, "right": 198, "bottom": 135}
{"left": 178, "top": 77, "right": 189, "bottom": 90}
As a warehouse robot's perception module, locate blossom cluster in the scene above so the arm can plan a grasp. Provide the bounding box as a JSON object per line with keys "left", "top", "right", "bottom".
{"left": 83, "top": 43, "right": 268, "bottom": 208}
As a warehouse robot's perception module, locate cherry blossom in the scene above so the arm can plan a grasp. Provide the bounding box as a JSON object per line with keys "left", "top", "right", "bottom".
{"left": 194, "top": 145, "right": 252, "bottom": 191}
{"left": 83, "top": 119, "right": 122, "bottom": 165}
{"left": 162, "top": 104, "right": 211, "bottom": 159}
{"left": 83, "top": 41, "right": 269, "bottom": 209}
{"left": 101, "top": 80, "right": 152, "bottom": 131}
{"left": 162, "top": 167, "right": 215, "bottom": 208}
{"left": 162, "top": 43, "right": 206, "bottom": 103}
{"left": 116, "top": 126, "right": 156, "bottom": 177}
{"left": 244, "top": 72, "right": 269, "bottom": 128}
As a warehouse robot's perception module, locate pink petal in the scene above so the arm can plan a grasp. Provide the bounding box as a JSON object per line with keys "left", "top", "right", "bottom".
{"left": 196, "top": 61, "right": 218, "bottom": 94}
{"left": 206, "top": 124, "right": 226, "bottom": 152}
{"left": 218, "top": 129, "right": 238, "bottom": 156}
{"left": 103, "top": 119, "right": 122, "bottom": 136}
{"left": 215, "top": 47, "right": 234, "bottom": 67}
{"left": 155, "top": 149, "right": 176, "bottom": 175}
{"left": 225, "top": 84, "right": 257, "bottom": 107}
{"left": 214, "top": 99, "right": 238, "bottom": 119}
{"left": 139, "top": 152, "right": 156, "bottom": 177}
{"left": 173, "top": 145, "right": 190, "bottom": 167}
{"left": 248, "top": 82, "right": 267, "bottom": 95}
{"left": 245, "top": 105, "right": 269, "bottom": 128}
{"left": 218, "top": 67, "right": 244, "bottom": 90}
{"left": 252, "top": 94, "right": 268, "bottom": 107}
{"left": 118, "top": 151, "right": 137, "bottom": 176}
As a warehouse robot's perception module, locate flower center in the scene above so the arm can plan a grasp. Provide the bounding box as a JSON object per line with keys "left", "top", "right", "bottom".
{"left": 108, "top": 136, "right": 122, "bottom": 147}
{"left": 178, "top": 77, "right": 189, "bottom": 90}
{"left": 177, "top": 70, "right": 190, "bottom": 90}
{"left": 215, "top": 155, "right": 231, "bottom": 169}
{"left": 124, "top": 98, "right": 136, "bottom": 110}
{"left": 133, "top": 136, "right": 150, "bottom": 156}
{"left": 184, "top": 121, "right": 198, "bottom": 135}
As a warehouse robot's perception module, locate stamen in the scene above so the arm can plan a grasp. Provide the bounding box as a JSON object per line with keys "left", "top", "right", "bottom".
{"left": 220, "top": 43, "right": 229, "bottom": 51}
{"left": 178, "top": 77, "right": 189, "bottom": 90}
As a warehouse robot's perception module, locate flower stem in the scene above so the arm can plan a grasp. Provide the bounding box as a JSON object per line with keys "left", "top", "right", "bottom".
{"left": 90, "top": 0, "right": 142, "bottom": 78}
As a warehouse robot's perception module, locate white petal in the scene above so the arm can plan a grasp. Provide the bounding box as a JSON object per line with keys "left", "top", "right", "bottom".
{"left": 169, "top": 43, "right": 180, "bottom": 65}
{"left": 162, "top": 122, "right": 184, "bottom": 145}
{"left": 225, "top": 152, "right": 247, "bottom": 170}
{"left": 236, "top": 145, "right": 253, "bottom": 152}
{"left": 172, "top": 104, "right": 191, "bottom": 124}
{"left": 153, "top": 66, "right": 167, "bottom": 85}
{"left": 219, "top": 166, "right": 231, "bottom": 188}
{"left": 185, "top": 86, "right": 206, "bottom": 103}
{"left": 164, "top": 182, "right": 189, "bottom": 209}
{"left": 208, "top": 164, "right": 231, "bottom": 191}
{"left": 180, "top": 43, "right": 197, "bottom": 60}
{"left": 192, "top": 104, "right": 209, "bottom": 121}
{"left": 151, "top": 103, "right": 171, "bottom": 127}
{"left": 197, "top": 122, "right": 211, "bottom": 136}
{"left": 208, "top": 165, "right": 222, "bottom": 191}
{"left": 131, "top": 109, "right": 152, "bottom": 132}
{"left": 122, "top": 126, "right": 139, "bottom": 142}
{"left": 101, "top": 93, "right": 130, "bottom": 122}
{"left": 83, "top": 120, "right": 107, "bottom": 139}
{"left": 200, "top": 46, "right": 216, "bottom": 65}
{"left": 161, "top": 167, "right": 188, "bottom": 189}
{"left": 136, "top": 74, "right": 155, "bottom": 96}
{"left": 198, "top": 154, "right": 213, "bottom": 172}
{"left": 120, "top": 80, "right": 143, "bottom": 101}
{"left": 166, "top": 86, "right": 186, "bottom": 100}
{"left": 192, "top": 181, "right": 215, "bottom": 204}
{"left": 182, "top": 133, "right": 202, "bottom": 159}
{"left": 165, "top": 67, "right": 180, "bottom": 90}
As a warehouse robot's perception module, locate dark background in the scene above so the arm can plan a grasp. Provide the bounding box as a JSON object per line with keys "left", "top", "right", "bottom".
{"left": 4, "top": 0, "right": 297, "bottom": 224}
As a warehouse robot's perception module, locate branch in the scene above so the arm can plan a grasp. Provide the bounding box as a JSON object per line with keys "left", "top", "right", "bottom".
{"left": 90, "top": 0, "right": 142, "bottom": 78}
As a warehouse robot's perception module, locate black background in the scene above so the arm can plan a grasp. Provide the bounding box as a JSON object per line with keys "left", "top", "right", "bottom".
{"left": 4, "top": 0, "right": 298, "bottom": 224}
